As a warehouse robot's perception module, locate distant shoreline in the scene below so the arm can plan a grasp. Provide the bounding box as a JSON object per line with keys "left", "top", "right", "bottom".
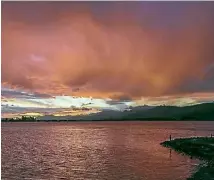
{"left": 2, "top": 102, "right": 214, "bottom": 122}
{"left": 161, "top": 137, "right": 214, "bottom": 180}
{"left": 2, "top": 119, "right": 214, "bottom": 122}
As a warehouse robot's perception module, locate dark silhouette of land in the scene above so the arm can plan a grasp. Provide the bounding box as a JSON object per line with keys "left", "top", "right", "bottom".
{"left": 161, "top": 137, "right": 214, "bottom": 180}
{"left": 2, "top": 102, "right": 214, "bottom": 122}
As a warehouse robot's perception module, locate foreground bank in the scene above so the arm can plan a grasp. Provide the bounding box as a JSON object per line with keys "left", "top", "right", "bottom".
{"left": 161, "top": 137, "right": 214, "bottom": 180}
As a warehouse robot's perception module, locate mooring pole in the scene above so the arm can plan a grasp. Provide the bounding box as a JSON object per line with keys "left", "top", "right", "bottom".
{"left": 170, "top": 134, "right": 172, "bottom": 141}
{"left": 169, "top": 149, "right": 172, "bottom": 159}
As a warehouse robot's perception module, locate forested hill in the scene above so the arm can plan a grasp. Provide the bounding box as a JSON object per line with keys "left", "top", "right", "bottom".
{"left": 117, "top": 102, "right": 214, "bottom": 120}
{"left": 2, "top": 103, "right": 214, "bottom": 121}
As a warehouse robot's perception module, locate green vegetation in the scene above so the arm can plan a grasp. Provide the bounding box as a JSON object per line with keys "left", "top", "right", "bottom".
{"left": 2, "top": 116, "right": 37, "bottom": 122}
{"left": 161, "top": 137, "right": 214, "bottom": 180}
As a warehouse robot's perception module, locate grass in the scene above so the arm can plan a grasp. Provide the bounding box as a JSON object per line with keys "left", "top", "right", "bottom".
{"left": 161, "top": 137, "right": 214, "bottom": 180}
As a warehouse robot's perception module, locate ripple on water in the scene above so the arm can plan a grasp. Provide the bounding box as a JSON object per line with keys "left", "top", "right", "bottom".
{"left": 2, "top": 121, "right": 213, "bottom": 180}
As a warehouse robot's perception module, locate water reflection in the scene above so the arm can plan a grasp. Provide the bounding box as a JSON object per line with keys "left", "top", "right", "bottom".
{"left": 2, "top": 122, "right": 214, "bottom": 180}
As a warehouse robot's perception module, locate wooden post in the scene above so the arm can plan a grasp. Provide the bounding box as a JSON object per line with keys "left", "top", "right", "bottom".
{"left": 211, "top": 134, "right": 212, "bottom": 138}
{"left": 170, "top": 135, "right": 172, "bottom": 141}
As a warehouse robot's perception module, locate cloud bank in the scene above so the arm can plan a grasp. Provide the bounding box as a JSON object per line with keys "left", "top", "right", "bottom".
{"left": 2, "top": 2, "right": 214, "bottom": 102}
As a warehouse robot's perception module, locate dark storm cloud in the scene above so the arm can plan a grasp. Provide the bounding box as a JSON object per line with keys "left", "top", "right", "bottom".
{"left": 106, "top": 94, "right": 132, "bottom": 106}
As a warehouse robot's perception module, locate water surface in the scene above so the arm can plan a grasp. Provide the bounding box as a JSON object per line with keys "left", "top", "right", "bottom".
{"left": 2, "top": 121, "right": 214, "bottom": 180}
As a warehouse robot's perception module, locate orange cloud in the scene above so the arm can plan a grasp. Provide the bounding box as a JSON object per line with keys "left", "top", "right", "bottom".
{"left": 2, "top": 2, "right": 214, "bottom": 100}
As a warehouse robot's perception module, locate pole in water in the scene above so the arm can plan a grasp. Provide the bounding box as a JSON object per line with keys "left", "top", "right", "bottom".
{"left": 169, "top": 149, "right": 172, "bottom": 159}
{"left": 211, "top": 134, "right": 213, "bottom": 138}
{"left": 170, "top": 135, "right": 172, "bottom": 141}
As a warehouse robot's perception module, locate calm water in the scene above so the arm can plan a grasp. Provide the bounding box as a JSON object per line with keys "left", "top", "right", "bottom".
{"left": 2, "top": 121, "right": 214, "bottom": 180}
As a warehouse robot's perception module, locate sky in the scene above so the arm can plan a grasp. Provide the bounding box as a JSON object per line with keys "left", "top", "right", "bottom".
{"left": 1, "top": 1, "right": 214, "bottom": 118}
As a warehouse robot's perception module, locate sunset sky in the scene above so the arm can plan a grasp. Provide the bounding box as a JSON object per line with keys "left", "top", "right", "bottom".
{"left": 2, "top": 2, "right": 214, "bottom": 118}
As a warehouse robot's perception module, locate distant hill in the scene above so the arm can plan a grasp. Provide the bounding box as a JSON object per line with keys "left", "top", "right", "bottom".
{"left": 2, "top": 102, "right": 214, "bottom": 121}
{"left": 75, "top": 102, "right": 214, "bottom": 121}
{"left": 120, "top": 103, "right": 214, "bottom": 120}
